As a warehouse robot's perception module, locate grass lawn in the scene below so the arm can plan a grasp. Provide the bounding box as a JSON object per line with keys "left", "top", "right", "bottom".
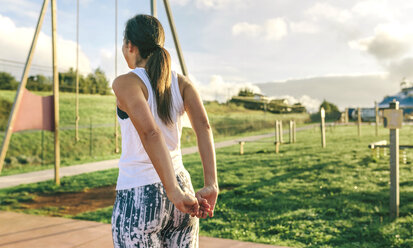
{"left": 1, "top": 124, "right": 413, "bottom": 247}
{"left": 0, "top": 90, "right": 309, "bottom": 176}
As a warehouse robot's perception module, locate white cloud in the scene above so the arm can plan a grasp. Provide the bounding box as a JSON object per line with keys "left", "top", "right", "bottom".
{"left": 232, "top": 22, "right": 261, "bottom": 37}
{"left": 189, "top": 74, "right": 261, "bottom": 103}
{"left": 232, "top": 18, "right": 288, "bottom": 41}
{"left": 290, "top": 21, "right": 319, "bottom": 34}
{"left": 387, "top": 57, "right": 413, "bottom": 80}
{"left": 352, "top": 0, "right": 395, "bottom": 20}
{"left": 298, "top": 95, "right": 322, "bottom": 113}
{"left": 306, "top": 2, "right": 352, "bottom": 23}
{"left": 0, "top": 14, "right": 91, "bottom": 78}
{"left": 0, "top": 0, "right": 39, "bottom": 20}
{"left": 195, "top": 0, "right": 250, "bottom": 9}
{"left": 264, "top": 18, "right": 288, "bottom": 41}
{"left": 348, "top": 24, "right": 412, "bottom": 60}
{"left": 170, "top": 0, "right": 251, "bottom": 9}
{"left": 170, "top": 0, "right": 191, "bottom": 6}
{"left": 95, "top": 48, "right": 132, "bottom": 84}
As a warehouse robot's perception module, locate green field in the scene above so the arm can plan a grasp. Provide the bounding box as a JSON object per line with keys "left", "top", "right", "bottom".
{"left": 0, "top": 90, "right": 309, "bottom": 176}
{"left": 1, "top": 124, "right": 413, "bottom": 247}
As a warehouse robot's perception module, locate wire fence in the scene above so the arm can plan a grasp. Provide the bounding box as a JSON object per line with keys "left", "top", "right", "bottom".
{"left": 0, "top": 118, "right": 285, "bottom": 169}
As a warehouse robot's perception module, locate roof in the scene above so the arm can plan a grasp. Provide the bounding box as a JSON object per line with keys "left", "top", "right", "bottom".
{"left": 379, "top": 87, "right": 413, "bottom": 108}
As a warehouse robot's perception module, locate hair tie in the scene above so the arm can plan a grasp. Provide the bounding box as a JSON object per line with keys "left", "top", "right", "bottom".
{"left": 153, "top": 44, "right": 162, "bottom": 52}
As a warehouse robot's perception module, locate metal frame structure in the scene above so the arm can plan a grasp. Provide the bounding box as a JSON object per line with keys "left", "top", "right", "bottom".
{"left": 0, "top": 0, "right": 60, "bottom": 185}
{"left": 0, "top": 0, "right": 188, "bottom": 186}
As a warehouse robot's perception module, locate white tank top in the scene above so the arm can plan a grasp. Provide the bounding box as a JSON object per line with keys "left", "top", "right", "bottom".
{"left": 115, "top": 67, "right": 186, "bottom": 190}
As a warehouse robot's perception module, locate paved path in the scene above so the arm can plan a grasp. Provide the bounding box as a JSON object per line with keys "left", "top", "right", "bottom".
{"left": 0, "top": 211, "right": 288, "bottom": 248}
{"left": 0, "top": 132, "right": 278, "bottom": 189}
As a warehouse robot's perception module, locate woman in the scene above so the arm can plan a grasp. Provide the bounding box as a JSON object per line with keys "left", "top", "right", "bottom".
{"left": 111, "top": 14, "right": 218, "bottom": 247}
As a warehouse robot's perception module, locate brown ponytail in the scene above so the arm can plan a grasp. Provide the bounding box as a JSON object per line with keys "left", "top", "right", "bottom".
{"left": 145, "top": 47, "right": 173, "bottom": 125}
{"left": 124, "top": 15, "right": 173, "bottom": 125}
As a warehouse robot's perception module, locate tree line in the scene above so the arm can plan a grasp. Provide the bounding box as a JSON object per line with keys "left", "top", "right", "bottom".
{"left": 0, "top": 68, "right": 112, "bottom": 95}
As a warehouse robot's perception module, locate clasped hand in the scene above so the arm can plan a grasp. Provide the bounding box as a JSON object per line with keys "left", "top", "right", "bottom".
{"left": 170, "top": 185, "right": 218, "bottom": 219}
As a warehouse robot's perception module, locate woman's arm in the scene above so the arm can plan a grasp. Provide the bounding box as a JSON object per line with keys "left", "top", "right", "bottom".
{"left": 112, "top": 73, "right": 198, "bottom": 215}
{"left": 179, "top": 74, "right": 218, "bottom": 217}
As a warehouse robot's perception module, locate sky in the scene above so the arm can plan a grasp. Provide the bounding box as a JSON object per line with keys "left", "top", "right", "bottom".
{"left": 1, "top": 0, "right": 413, "bottom": 112}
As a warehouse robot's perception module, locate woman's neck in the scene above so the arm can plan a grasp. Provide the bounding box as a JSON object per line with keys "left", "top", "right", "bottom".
{"left": 135, "top": 58, "right": 148, "bottom": 68}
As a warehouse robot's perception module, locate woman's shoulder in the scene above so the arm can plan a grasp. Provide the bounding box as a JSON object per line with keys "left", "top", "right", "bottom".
{"left": 113, "top": 72, "right": 145, "bottom": 88}
{"left": 176, "top": 73, "right": 201, "bottom": 103}
{"left": 176, "top": 73, "right": 194, "bottom": 89}
{"left": 176, "top": 73, "right": 191, "bottom": 98}
{"left": 112, "top": 72, "right": 149, "bottom": 98}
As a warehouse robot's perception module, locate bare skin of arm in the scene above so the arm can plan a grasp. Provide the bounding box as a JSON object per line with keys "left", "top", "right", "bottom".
{"left": 179, "top": 74, "right": 219, "bottom": 218}
{"left": 112, "top": 72, "right": 199, "bottom": 215}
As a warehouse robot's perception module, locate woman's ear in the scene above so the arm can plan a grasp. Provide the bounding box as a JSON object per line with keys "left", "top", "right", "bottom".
{"left": 128, "top": 42, "right": 139, "bottom": 55}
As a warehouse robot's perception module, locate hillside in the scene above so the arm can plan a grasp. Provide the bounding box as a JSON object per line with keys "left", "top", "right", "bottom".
{"left": 0, "top": 90, "right": 309, "bottom": 176}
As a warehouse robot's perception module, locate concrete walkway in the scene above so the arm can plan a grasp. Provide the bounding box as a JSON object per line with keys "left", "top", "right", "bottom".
{"left": 0, "top": 211, "right": 288, "bottom": 248}
{"left": 0, "top": 132, "right": 277, "bottom": 189}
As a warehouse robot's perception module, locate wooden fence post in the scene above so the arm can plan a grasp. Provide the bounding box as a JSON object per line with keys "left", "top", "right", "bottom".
{"left": 289, "top": 120, "right": 293, "bottom": 144}
{"left": 375, "top": 102, "right": 379, "bottom": 137}
{"left": 293, "top": 120, "right": 296, "bottom": 143}
{"left": 401, "top": 150, "right": 407, "bottom": 165}
{"left": 357, "top": 108, "right": 361, "bottom": 137}
{"left": 321, "top": 107, "right": 326, "bottom": 148}
{"left": 239, "top": 141, "right": 245, "bottom": 155}
{"left": 279, "top": 121, "right": 284, "bottom": 144}
{"left": 275, "top": 121, "right": 280, "bottom": 154}
{"left": 41, "top": 130, "right": 45, "bottom": 166}
{"left": 384, "top": 100, "right": 401, "bottom": 220}
{"left": 275, "top": 120, "right": 279, "bottom": 143}
{"left": 90, "top": 117, "right": 93, "bottom": 157}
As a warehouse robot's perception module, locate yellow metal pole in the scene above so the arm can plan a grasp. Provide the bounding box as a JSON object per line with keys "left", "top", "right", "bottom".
{"left": 51, "top": 0, "right": 60, "bottom": 185}
{"left": 357, "top": 108, "right": 361, "bottom": 137}
{"left": 75, "top": 0, "right": 80, "bottom": 142}
{"left": 0, "top": 0, "right": 50, "bottom": 174}
{"left": 162, "top": 0, "right": 188, "bottom": 76}
{"left": 151, "top": 0, "right": 157, "bottom": 17}
{"left": 114, "top": 0, "right": 120, "bottom": 153}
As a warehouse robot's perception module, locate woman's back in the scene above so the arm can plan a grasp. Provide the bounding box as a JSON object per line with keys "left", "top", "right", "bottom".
{"left": 116, "top": 68, "right": 186, "bottom": 190}
{"left": 112, "top": 14, "right": 217, "bottom": 248}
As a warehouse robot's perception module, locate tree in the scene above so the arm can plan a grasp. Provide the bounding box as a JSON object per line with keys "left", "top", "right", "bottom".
{"left": 0, "top": 72, "right": 18, "bottom": 90}
{"left": 85, "top": 68, "right": 111, "bottom": 95}
{"left": 320, "top": 100, "right": 340, "bottom": 114}
{"left": 238, "top": 88, "right": 255, "bottom": 97}
{"left": 1, "top": 68, "right": 112, "bottom": 95}
{"left": 0, "top": 98, "right": 12, "bottom": 130}
{"left": 27, "top": 74, "right": 52, "bottom": 91}
{"left": 311, "top": 100, "right": 341, "bottom": 122}
{"left": 59, "top": 67, "right": 77, "bottom": 92}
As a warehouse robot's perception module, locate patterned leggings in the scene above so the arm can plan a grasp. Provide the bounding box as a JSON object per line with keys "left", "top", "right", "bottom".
{"left": 111, "top": 170, "right": 199, "bottom": 248}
